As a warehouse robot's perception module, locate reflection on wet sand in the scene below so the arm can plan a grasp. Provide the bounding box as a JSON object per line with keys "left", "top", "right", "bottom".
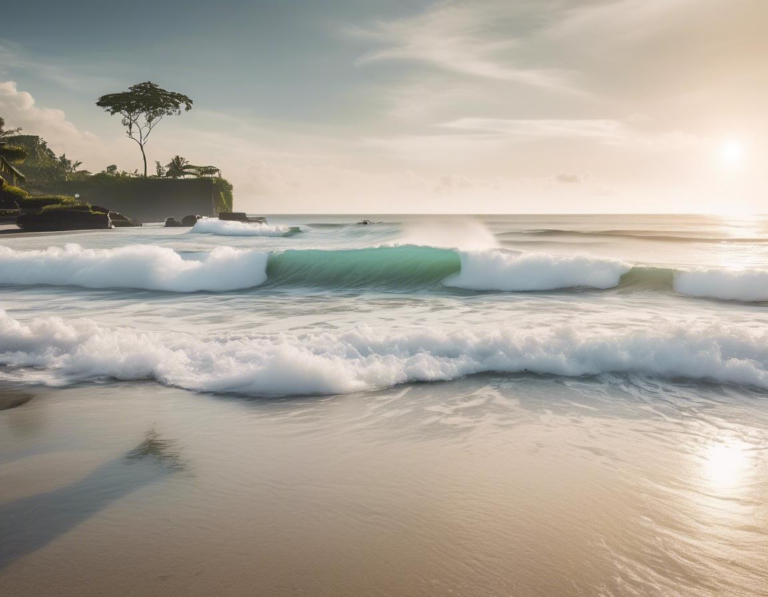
{"left": 126, "top": 428, "right": 187, "bottom": 472}
{"left": 0, "top": 429, "right": 184, "bottom": 569}
{"left": 0, "top": 392, "right": 33, "bottom": 411}
{"left": 0, "top": 379, "right": 766, "bottom": 596}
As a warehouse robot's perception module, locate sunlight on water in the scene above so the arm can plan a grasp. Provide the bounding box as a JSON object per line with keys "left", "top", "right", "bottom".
{"left": 702, "top": 437, "right": 751, "bottom": 490}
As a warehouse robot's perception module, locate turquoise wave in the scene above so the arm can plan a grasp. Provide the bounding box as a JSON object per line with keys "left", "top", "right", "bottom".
{"left": 265, "top": 245, "right": 461, "bottom": 289}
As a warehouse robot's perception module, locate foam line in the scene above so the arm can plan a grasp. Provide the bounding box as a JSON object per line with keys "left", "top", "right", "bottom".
{"left": 2, "top": 311, "right": 767, "bottom": 396}
{"left": 190, "top": 218, "right": 301, "bottom": 237}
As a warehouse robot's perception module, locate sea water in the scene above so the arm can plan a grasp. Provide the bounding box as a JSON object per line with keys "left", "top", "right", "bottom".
{"left": 0, "top": 214, "right": 767, "bottom": 596}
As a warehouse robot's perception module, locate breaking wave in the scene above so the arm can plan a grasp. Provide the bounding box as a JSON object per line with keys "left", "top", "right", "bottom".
{"left": 0, "top": 244, "right": 766, "bottom": 301}
{"left": 265, "top": 246, "right": 459, "bottom": 289}
{"left": 443, "top": 251, "right": 630, "bottom": 291}
{"left": 0, "top": 244, "right": 268, "bottom": 292}
{"left": 675, "top": 269, "right": 768, "bottom": 302}
{"left": 190, "top": 218, "right": 302, "bottom": 237}
{"left": 2, "top": 310, "right": 768, "bottom": 396}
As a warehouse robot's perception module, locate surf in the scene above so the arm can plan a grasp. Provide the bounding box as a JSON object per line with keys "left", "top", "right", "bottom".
{"left": 0, "top": 243, "right": 766, "bottom": 302}
{"left": 2, "top": 310, "right": 768, "bottom": 396}
{"left": 189, "top": 218, "right": 302, "bottom": 237}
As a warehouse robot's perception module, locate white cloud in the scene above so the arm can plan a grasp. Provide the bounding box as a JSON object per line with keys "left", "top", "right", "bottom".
{"left": 349, "top": 2, "right": 580, "bottom": 94}
{"left": 440, "top": 117, "right": 705, "bottom": 152}
{"left": 0, "top": 81, "right": 104, "bottom": 160}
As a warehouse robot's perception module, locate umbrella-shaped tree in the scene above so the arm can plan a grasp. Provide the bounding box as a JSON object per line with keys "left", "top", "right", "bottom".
{"left": 96, "top": 82, "right": 192, "bottom": 177}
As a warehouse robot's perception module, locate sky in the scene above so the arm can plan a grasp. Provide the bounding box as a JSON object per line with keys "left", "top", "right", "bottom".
{"left": 1, "top": 0, "right": 766, "bottom": 213}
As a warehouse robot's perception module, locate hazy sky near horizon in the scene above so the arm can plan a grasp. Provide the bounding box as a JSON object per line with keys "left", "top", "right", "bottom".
{"left": 1, "top": 0, "right": 766, "bottom": 213}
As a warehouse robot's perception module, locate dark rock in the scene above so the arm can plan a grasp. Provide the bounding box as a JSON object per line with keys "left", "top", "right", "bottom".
{"left": 164, "top": 217, "right": 183, "bottom": 227}
{"left": 358, "top": 219, "right": 373, "bottom": 225}
{"left": 181, "top": 214, "right": 201, "bottom": 227}
{"left": 219, "top": 212, "right": 266, "bottom": 224}
{"left": 0, "top": 199, "right": 20, "bottom": 223}
{"left": 0, "top": 198, "right": 20, "bottom": 211}
{"left": 219, "top": 211, "right": 248, "bottom": 221}
{"left": 109, "top": 211, "right": 142, "bottom": 227}
{"left": 16, "top": 209, "right": 112, "bottom": 232}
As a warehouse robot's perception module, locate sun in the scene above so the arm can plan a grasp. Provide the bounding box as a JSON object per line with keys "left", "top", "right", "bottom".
{"left": 719, "top": 140, "right": 745, "bottom": 170}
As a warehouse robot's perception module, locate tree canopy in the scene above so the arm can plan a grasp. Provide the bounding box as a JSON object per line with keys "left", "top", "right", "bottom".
{"left": 165, "top": 155, "right": 221, "bottom": 179}
{"left": 166, "top": 155, "right": 196, "bottom": 178}
{"left": 96, "top": 82, "right": 193, "bottom": 177}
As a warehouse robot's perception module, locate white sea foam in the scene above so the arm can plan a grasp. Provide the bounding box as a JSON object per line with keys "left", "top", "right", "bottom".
{"left": 1, "top": 311, "right": 767, "bottom": 396}
{"left": 0, "top": 244, "right": 268, "bottom": 292}
{"left": 190, "top": 218, "right": 299, "bottom": 237}
{"left": 444, "top": 250, "right": 632, "bottom": 291}
{"left": 394, "top": 218, "right": 499, "bottom": 251}
{"left": 675, "top": 268, "right": 768, "bottom": 302}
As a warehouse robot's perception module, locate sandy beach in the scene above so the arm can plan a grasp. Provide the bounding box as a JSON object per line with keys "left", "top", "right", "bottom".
{"left": 2, "top": 375, "right": 768, "bottom": 597}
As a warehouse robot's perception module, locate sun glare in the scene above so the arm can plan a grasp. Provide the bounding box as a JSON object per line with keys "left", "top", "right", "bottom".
{"left": 719, "top": 141, "right": 745, "bottom": 170}
{"left": 703, "top": 438, "right": 751, "bottom": 489}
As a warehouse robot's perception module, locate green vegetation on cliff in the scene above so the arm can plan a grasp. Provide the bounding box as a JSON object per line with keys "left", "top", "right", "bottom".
{"left": 0, "top": 181, "right": 29, "bottom": 201}
{"left": 211, "top": 178, "right": 233, "bottom": 212}
{"left": 2, "top": 90, "right": 237, "bottom": 218}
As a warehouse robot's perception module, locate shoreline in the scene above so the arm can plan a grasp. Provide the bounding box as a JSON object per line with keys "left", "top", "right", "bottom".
{"left": 0, "top": 224, "right": 108, "bottom": 237}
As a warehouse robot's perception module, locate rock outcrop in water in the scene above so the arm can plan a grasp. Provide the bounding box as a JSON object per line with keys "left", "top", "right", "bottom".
{"left": 16, "top": 206, "right": 112, "bottom": 231}
{"left": 108, "top": 211, "right": 142, "bottom": 227}
{"left": 165, "top": 214, "right": 201, "bottom": 227}
{"left": 219, "top": 212, "right": 266, "bottom": 224}
{"left": 182, "top": 214, "right": 201, "bottom": 227}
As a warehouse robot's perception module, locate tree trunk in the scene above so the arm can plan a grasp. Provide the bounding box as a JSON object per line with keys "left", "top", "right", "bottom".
{"left": 140, "top": 144, "right": 148, "bottom": 177}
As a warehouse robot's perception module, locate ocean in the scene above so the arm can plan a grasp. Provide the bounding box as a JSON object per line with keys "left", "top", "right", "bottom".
{"left": 1, "top": 214, "right": 767, "bottom": 596}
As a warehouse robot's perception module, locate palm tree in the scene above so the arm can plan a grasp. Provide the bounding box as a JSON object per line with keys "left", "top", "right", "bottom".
{"left": 192, "top": 165, "right": 221, "bottom": 178}
{"left": 58, "top": 154, "right": 83, "bottom": 174}
{"left": 165, "top": 155, "right": 196, "bottom": 178}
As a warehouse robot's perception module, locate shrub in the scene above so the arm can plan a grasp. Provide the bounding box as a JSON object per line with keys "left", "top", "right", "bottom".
{"left": 17, "top": 195, "right": 79, "bottom": 210}
{"left": 41, "top": 202, "right": 94, "bottom": 213}
{"left": 0, "top": 145, "right": 29, "bottom": 163}
{"left": 0, "top": 183, "right": 30, "bottom": 201}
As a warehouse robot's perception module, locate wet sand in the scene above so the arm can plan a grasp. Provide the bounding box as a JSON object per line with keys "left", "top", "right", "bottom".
{"left": 1, "top": 378, "right": 767, "bottom": 596}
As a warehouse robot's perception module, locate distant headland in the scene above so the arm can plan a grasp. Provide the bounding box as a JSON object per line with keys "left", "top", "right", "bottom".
{"left": 0, "top": 82, "right": 234, "bottom": 229}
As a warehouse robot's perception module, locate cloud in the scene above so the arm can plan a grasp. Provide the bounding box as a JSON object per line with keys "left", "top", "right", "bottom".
{"left": 442, "top": 118, "right": 625, "bottom": 141}
{"left": 350, "top": 0, "right": 768, "bottom": 137}
{"left": 440, "top": 117, "right": 704, "bottom": 152}
{"left": 0, "top": 81, "right": 103, "bottom": 160}
{"left": 554, "top": 173, "right": 582, "bottom": 184}
{"left": 348, "top": 2, "right": 580, "bottom": 94}
{"left": 0, "top": 42, "right": 120, "bottom": 92}
{"left": 547, "top": 0, "right": 698, "bottom": 43}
